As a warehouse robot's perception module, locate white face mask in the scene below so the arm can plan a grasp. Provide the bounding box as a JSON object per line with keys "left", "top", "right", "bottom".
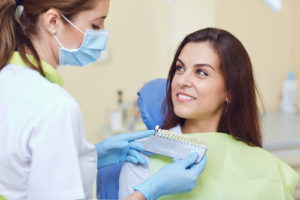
{"left": 53, "top": 14, "right": 109, "bottom": 66}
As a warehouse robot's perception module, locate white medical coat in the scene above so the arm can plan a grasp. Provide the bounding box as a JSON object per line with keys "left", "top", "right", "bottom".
{"left": 0, "top": 59, "right": 97, "bottom": 200}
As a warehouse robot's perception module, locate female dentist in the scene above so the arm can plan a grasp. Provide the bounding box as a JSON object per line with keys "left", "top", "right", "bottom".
{"left": 0, "top": 0, "right": 207, "bottom": 200}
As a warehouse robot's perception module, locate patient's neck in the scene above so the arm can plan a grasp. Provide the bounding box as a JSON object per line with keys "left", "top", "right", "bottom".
{"left": 181, "top": 114, "right": 221, "bottom": 134}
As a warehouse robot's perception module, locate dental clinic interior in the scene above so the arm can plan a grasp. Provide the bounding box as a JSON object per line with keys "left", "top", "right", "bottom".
{"left": 53, "top": 0, "right": 300, "bottom": 198}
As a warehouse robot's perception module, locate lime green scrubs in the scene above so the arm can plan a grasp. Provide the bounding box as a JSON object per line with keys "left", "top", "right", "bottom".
{"left": 9, "top": 51, "right": 63, "bottom": 86}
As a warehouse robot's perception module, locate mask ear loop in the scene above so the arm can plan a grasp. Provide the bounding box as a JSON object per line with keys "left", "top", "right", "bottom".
{"left": 60, "top": 14, "right": 85, "bottom": 34}
{"left": 52, "top": 30, "right": 64, "bottom": 48}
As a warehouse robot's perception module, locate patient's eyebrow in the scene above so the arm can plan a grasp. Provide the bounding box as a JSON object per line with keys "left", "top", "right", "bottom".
{"left": 177, "top": 58, "right": 215, "bottom": 71}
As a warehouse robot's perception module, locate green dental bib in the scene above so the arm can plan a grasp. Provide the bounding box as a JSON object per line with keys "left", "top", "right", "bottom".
{"left": 150, "top": 133, "right": 299, "bottom": 200}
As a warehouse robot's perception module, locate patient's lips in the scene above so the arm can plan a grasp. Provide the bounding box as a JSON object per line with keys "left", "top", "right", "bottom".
{"left": 176, "top": 92, "right": 196, "bottom": 103}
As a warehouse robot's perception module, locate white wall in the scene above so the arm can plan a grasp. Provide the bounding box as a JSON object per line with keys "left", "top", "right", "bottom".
{"left": 214, "top": 0, "right": 294, "bottom": 111}
{"left": 291, "top": 0, "right": 300, "bottom": 107}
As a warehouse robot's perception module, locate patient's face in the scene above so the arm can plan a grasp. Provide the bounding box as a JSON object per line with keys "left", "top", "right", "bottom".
{"left": 171, "top": 41, "right": 227, "bottom": 122}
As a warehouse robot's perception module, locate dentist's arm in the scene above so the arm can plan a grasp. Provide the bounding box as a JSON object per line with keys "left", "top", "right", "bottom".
{"left": 125, "top": 153, "right": 207, "bottom": 200}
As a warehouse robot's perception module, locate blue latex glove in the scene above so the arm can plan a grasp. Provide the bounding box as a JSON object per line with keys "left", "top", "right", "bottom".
{"left": 134, "top": 152, "right": 207, "bottom": 200}
{"left": 95, "top": 130, "right": 155, "bottom": 168}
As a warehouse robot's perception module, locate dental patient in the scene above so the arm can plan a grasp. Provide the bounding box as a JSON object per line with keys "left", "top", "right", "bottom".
{"left": 119, "top": 28, "right": 299, "bottom": 200}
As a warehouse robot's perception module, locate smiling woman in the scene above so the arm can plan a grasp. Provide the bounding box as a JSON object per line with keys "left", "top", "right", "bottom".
{"left": 171, "top": 41, "right": 227, "bottom": 133}
{"left": 163, "top": 28, "right": 262, "bottom": 146}
{"left": 118, "top": 27, "right": 299, "bottom": 200}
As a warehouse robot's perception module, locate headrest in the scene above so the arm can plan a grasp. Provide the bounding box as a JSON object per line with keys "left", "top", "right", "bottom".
{"left": 137, "top": 78, "right": 167, "bottom": 130}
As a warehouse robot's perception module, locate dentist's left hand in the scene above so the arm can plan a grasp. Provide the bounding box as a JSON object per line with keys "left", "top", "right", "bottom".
{"left": 95, "top": 130, "right": 155, "bottom": 168}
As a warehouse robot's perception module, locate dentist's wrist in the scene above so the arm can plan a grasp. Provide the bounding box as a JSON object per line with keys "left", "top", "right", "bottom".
{"left": 125, "top": 190, "right": 146, "bottom": 200}
{"left": 134, "top": 176, "right": 160, "bottom": 200}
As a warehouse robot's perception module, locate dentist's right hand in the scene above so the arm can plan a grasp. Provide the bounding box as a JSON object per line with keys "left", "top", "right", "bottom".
{"left": 133, "top": 152, "right": 207, "bottom": 200}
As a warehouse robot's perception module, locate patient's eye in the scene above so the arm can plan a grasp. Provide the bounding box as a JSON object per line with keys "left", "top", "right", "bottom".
{"left": 196, "top": 69, "right": 208, "bottom": 76}
{"left": 175, "top": 65, "right": 184, "bottom": 72}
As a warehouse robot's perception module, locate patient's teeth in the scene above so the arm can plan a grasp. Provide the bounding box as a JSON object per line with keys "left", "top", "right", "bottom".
{"left": 178, "top": 94, "right": 194, "bottom": 100}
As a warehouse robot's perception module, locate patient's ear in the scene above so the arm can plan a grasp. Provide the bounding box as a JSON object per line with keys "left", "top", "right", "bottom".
{"left": 225, "top": 98, "right": 230, "bottom": 104}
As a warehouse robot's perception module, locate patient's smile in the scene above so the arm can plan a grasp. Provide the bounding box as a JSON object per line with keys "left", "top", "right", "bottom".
{"left": 176, "top": 92, "right": 196, "bottom": 102}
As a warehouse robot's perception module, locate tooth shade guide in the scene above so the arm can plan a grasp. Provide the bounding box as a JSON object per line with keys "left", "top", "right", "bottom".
{"left": 137, "top": 126, "right": 207, "bottom": 163}
{"left": 154, "top": 125, "right": 207, "bottom": 147}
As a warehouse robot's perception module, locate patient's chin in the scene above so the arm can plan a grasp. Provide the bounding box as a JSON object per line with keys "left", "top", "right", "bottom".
{"left": 174, "top": 109, "right": 195, "bottom": 119}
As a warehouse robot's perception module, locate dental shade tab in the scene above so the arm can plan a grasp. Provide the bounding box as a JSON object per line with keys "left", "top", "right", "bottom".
{"left": 137, "top": 125, "right": 207, "bottom": 163}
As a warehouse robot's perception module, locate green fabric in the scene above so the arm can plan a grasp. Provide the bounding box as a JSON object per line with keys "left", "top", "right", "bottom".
{"left": 151, "top": 132, "right": 299, "bottom": 200}
{"left": 0, "top": 195, "right": 7, "bottom": 200}
{"left": 9, "top": 51, "right": 64, "bottom": 86}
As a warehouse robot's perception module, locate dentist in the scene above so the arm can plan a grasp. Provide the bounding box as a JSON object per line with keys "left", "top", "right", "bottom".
{"left": 0, "top": 0, "right": 206, "bottom": 200}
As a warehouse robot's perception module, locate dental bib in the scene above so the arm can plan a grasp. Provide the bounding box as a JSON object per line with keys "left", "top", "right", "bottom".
{"left": 150, "top": 132, "right": 298, "bottom": 200}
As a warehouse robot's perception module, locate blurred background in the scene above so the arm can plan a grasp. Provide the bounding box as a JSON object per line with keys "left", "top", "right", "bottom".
{"left": 57, "top": 0, "right": 300, "bottom": 197}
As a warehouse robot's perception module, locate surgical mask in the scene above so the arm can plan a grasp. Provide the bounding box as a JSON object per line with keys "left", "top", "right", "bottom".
{"left": 53, "top": 14, "right": 108, "bottom": 66}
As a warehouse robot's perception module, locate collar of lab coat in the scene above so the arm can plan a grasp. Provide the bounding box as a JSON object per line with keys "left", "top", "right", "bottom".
{"left": 9, "top": 51, "right": 64, "bottom": 86}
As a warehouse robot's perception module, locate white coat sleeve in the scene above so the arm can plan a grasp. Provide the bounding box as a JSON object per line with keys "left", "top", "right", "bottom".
{"left": 26, "top": 98, "right": 85, "bottom": 200}
{"left": 118, "top": 155, "right": 152, "bottom": 200}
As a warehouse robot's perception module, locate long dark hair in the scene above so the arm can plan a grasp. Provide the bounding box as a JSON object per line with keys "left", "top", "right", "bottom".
{"left": 162, "top": 27, "right": 262, "bottom": 147}
{"left": 0, "top": 0, "right": 97, "bottom": 74}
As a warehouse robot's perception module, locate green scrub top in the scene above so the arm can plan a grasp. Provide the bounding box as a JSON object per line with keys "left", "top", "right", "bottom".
{"left": 9, "top": 51, "right": 63, "bottom": 86}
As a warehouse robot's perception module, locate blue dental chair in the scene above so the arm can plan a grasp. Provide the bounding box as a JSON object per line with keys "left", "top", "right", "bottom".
{"left": 97, "top": 78, "right": 167, "bottom": 199}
